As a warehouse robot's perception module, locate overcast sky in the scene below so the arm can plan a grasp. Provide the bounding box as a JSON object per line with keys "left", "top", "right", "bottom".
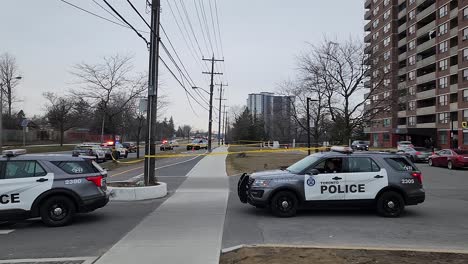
{"left": 0, "top": 0, "right": 364, "bottom": 131}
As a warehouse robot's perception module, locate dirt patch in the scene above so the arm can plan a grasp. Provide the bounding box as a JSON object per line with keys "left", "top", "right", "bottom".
{"left": 220, "top": 247, "right": 468, "bottom": 264}
{"left": 226, "top": 146, "right": 306, "bottom": 176}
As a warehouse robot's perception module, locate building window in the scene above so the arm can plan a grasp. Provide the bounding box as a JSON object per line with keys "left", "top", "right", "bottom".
{"left": 464, "top": 132, "right": 468, "bottom": 145}
{"left": 383, "top": 133, "right": 390, "bottom": 141}
{"left": 373, "top": 57, "right": 380, "bottom": 65}
{"left": 408, "top": 101, "right": 416, "bottom": 111}
{"left": 464, "top": 8, "right": 468, "bottom": 20}
{"left": 384, "top": 79, "right": 390, "bottom": 86}
{"left": 372, "top": 94, "right": 379, "bottom": 103}
{"left": 373, "top": 45, "right": 379, "bottom": 54}
{"left": 408, "top": 55, "right": 416, "bottom": 65}
{"left": 408, "top": 10, "right": 416, "bottom": 20}
{"left": 439, "top": 41, "right": 448, "bottom": 53}
{"left": 409, "top": 0, "right": 415, "bottom": 5}
{"left": 439, "top": 59, "right": 448, "bottom": 71}
{"left": 373, "top": 18, "right": 379, "bottom": 29}
{"left": 463, "top": 28, "right": 468, "bottom": 41}
{"left": 463, "top": 110, "right": 468, "bottom": 121}
{"left": 384, "top": 36, "right": 391, "bottom": 47}
{"left": 408, "top": 40, "right": 416, "bottom": 50}
{"left": 373, "top": 70, "right": 379, "bottom": 78}
{"left": 464, "top": 89, "right": 468, "bottom": 101}
{"left": 384, "top": 51, "right": 391, "bottom": 60}
{"left": 439, "top": 5, "right": 448, "bottom": 18}
{"left": 383, "top": 64, "right": 391, "bottom": 73}
{"left": 439, "top": 95, "right": 448, "bottom": 106}
{"left": 384, "top": 0, "right": 390, "bottom": 7}
{"left": 384, "top": 9, "right": 391, "bottom": 20}
{"left": 383, "top": 119, "right": 391, "bottom": 127}
{"left": 408, "top": 116, "right": 416, "bottom": 126}
{"left": 373, "top": 6, "right": 380, "bottom": 16}
{"left": 408, "top": 25, "right": 415, "bottom": 35}
{"left": 408, "top": 71, "right": 416, "bottom": 81}
{"left": 409, "top": 86, "right": 415, "bottom": 95}
{"left": 464, "top": 70, "right": 468, "bottom": 81}
{"left": 439, "top": 23, "right": 448, "bottom": 36}
{"left": 439, "top": 77, "right": 448, "bottom": 88}
{"left": 439, "top": 112, "right": 449, "bottom": 124}
{"left": 384, "top": 23, "right": 391, "bottom": 33}
{"left": 463, "top": 49, "right": 468, "bottom": 61}
{"left": 384, "top": 91, "right": 390, "bottom": 98}
{"left": 439, "top": 133, "right": 448, "bottom": 144}
{"left": 373, "top": 32, "right": 379, "bottom": 40}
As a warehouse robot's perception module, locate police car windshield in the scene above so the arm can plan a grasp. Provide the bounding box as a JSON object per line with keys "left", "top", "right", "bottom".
{"left": 286, "top": 155, "right": 321, "bottom": 174}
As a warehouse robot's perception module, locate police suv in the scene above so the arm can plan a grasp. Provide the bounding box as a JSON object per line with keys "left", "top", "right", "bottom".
{"left": 238, "top": 146, "right": 425, "bottom": 217}
{"left": 0, "top": 149, "right": 109, "bottom": 227}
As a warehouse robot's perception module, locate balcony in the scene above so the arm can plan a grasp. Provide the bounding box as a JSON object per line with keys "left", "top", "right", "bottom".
{"left": 417, "top": 38, "right": 435, "bottom": 53}
{"left": 450, "top": 46, "right": 458, "bottom": 56}
{"left": 450, "top": 7, "right": 458, "bottom": 19}
{"left": 450, "top": 65, "right": 458, "bottom": 75}
{"left": 416, "top": 72, "right": 435, "bottom": 84}
{"left": 416, "top": 106, "right": 436, "bottom": 116}
{"left": 416, "top": 21, "right": 436, "bottom": 38}
{"left": 365, "top": 33, "right": 371, "bottom": 43}
{"left": 365, "top": 10, "right": 371, "bottom": 20}
{"left": 365, "top": 45, "right": 372, "bottom": 54}
{"left": 398, "top": 0, "right": 405, "bottom": 5}
{"left": 416, "top": 3, "right": 436, "bottom": 21}
{"left": 416, "top": 122, "right": 436, "bottom": 128}
{"left": 398, "top": 51, "right": 407, "bottom": 61}
{"left": 398, "top": 111, "right": 407, "bottom": 118}
{"left": 365, "top": 21, "right": 371, "bottom": 32}
{"left": 398, "top": 9, "right": 407, "bottom": 20}
{"left": 398, "top": 22, "right": 407, "bottom": 34}
{"left": 398, "top": 68, "right": 406, "bottom": 76}
{"left": 450, "top": 27, "right": 458, "bottom": 37}
{"left": 450, "top": 84, "right": 458, "bottom": 93}
{"left": 416, "top": 88, "right": 436, "bottom": 99}
{"left": 365, "top": 0, "right": 371, "bottom": 9}
{"left": 397, "top": 125, "right": 408, "bottom": 129}
{"left": 364, "top": 80, "right": 371, "bottom": 88}
{"left": 416, "top": 55, "right": 435, "bottom": 69}
{"left": 398, "top": 37, "right": 407, "bottom": 48}
{"left": 450, "top": 102, "right": 458, "bottom": 112}
{"left": 398, "top": 82, "right": 407, "bottom": 90}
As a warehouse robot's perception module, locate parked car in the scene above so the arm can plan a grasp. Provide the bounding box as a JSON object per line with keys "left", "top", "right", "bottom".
{"left": 397, "top": 141, "right": 414, "bottom": 150}
{"left": 428, "top": 149, "right": 468, "bottom": 169}
{"left": 397, "top": 147, "right": 432, "bottom": 163}
{"left": 351, "top": 140, "right": 369, "bottom": 151}
{"left": 160, "top": 140, "right": 173, "bottom": 151}
{"left": 122, "top": 142, "right": 137, "bottom": 153}
{"left": 186, "top": 139, "right": 208, "bottom": 150}
{"left": 72, "top": 145, "right": 107, "bottom": 163}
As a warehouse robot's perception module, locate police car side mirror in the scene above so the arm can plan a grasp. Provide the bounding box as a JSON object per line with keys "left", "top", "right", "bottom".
{"left": 310, "top": 169, "right": 319, "bottom": 176}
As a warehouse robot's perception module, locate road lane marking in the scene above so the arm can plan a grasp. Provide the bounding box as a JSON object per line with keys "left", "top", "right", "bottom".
{"left": 0, "top": 230, "right": 14, "bottom": 235}
{"left": 110, "top": 166, "right": 144, "bottom": 177}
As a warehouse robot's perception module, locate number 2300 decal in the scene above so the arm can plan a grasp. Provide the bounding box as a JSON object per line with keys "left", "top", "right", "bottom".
{"left": 65, "top": 179, "right": 82, "bottom": 185}
{"left": 401, "top": 178, "right": 415, "bottom": 184}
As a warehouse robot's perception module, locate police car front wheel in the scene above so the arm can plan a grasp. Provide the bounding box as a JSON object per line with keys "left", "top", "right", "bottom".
{"left": 376, "top": 191, "right": 405, "bottom": 218}
{"left": 270, "top": 191, "right": 298, "bottom": 217}
{"left": 39, "top": 196, "right": 76, "bottom": 227}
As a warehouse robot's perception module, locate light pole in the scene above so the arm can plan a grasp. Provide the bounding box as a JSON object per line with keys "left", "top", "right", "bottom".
{"left": 0, "top": 76, "right": 22, "bottom": 150}
{"left": 306, "top": 97, "right": 318, "bottom": 155}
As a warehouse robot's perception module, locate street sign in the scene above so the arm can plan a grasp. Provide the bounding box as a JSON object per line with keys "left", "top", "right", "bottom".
{"left": 139, "top": 98, "right": 148, "bottom": 113}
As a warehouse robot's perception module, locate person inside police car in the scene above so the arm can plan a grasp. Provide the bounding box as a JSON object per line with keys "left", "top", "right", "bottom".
{"left": 324, "top": 159, "right": 340, "bottom": 173}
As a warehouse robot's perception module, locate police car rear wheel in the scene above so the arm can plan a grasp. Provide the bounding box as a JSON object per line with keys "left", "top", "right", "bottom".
{"left": 377, "top": 191, "right": 404, "bottom": 218}
{"left": 40, "top": 196, "right": 76, "bottom": 227}
{"left": 270, "top": 191, "right": 298, "bottom": 217}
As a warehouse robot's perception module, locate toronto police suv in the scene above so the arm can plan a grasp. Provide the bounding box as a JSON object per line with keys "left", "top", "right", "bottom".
{"left": 0, "top": 149, "right": 109, "bottom": 227}
{"left": 238, "top": 146, "right": 425, "bottom": 217}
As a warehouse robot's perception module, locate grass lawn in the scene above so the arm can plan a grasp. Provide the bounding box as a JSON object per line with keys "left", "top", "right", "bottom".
{"left": 226, "top": 146, "right": 306, "bottom": 176}
{"left": 3, "top": 145, "right": 76, "bottom": 154}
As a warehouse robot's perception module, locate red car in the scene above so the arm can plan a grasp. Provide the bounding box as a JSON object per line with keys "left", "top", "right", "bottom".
{"left": 428, "top": 149, "right": 468, "bottom": 169}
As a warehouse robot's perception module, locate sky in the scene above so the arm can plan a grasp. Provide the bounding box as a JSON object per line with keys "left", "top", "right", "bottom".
{"left": 0, "top": 0, "right": 365, "bottom": 131}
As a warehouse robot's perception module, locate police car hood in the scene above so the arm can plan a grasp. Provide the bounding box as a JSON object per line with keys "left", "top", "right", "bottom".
{"left": 250, "top": 169, "right": 295, "bottom": 179}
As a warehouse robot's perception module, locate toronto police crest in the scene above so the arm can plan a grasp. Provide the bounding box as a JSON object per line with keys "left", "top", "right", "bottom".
{"left": 307, "top": 176, "right": 315, "bottom": 187}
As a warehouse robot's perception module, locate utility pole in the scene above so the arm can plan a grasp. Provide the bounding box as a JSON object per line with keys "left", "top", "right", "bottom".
{"left": 144, "top": 0, "right": 161, "bottom": 186}
{"left": 202, "top": 55, "right": 223, "bottom": 151}
{"left": 221, "top": 105, "right": 227, "bottom": 145}
{"left": 306, "top": 97, "right": 318, "bottom": 155}
{"left": 215, "top": 83, "right": 228, "bottom": 146}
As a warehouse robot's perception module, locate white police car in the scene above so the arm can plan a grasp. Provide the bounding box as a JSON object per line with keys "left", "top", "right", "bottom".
{"left": 0, "top": 149, "right": 109, "bottom": 227}
{"left": 238, "top": 146, "right": 425, "bottom": 217}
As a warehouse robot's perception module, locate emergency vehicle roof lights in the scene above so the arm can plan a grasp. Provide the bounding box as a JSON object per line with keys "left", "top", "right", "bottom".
{"left": 2, "top": 149, "right": 27, "bottom": 157}
{"left": 330, "top": 146, "right": 353, "bottom": 154}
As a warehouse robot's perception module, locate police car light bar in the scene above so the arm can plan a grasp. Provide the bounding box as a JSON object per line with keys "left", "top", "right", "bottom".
{"left": 330, "top": 146, "right": 353, "bottom": 154}
{"left": 2, "top": 149, "right": 27, "bottom": 157}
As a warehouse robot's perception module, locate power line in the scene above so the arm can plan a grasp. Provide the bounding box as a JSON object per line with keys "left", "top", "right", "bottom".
{"left": 198, "top": 0, "right": 215, "bottom": 55}
{"left": 125, "top": 0, "right": 151, "bottom": 29}
{"left": 193, "top": 0, "right": 211, "bottom": 57}
{"left": 213, "top": 0, "right": 224, "bottom": 57}
{"left": 207, "top": 0, "right": 220, "bottom": 57}
{"left": 91, "top": 0, "right": 123, "bottom": 23}
{"left": 179, "top": 0, "right": 205, "bottom": 58}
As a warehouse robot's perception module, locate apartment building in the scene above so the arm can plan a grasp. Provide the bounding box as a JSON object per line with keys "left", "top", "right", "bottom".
{"left": 364, "top": 0, "right": 468, "bottom": 149}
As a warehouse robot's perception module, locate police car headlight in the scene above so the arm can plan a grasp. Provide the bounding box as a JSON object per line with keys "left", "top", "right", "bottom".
{"left": 252, "top": 179, "right": 271, "bottom": 187}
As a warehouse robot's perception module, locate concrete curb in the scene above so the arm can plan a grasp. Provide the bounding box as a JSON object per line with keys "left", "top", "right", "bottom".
{"left": 221, "top": 244, "right": 468, "bottom": 254}
{"left": 108, "top": 182, "right": 167, "bottom": 201}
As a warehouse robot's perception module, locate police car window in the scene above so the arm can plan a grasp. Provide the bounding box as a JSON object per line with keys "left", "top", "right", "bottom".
{"left": 384, "top": 158, "right": 416, "bottom": 172}
{"left": 348, "top": 157, "right": 380, "bottom": 173}
{"left": 51, "top": 161, "right": 99, "bottom": 174}
{"left": 313, "top": 158, "right": 344, "bottom": 174}
{"left": 4, "top": 161, "right": 47, "bottom": 179}
{"left": 286, "top": 156, "right": 321, "bottom": 174}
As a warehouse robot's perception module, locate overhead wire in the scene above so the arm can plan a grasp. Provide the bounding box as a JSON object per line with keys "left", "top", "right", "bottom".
{"left": 207, "top": 0, "right": 220, "bottom": 57}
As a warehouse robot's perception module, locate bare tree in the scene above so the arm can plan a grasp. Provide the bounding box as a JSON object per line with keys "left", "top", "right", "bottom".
{"left": 71, "top": 55, "right": 147, "bottom": 141}
{"left": 182, "top": 125, "right": 192, "bottom": 139}
{"left": 0, "top": 53, "right": 21, "bottom": 117}
{"left": 43, "top": 92, "right": 76, "bottom": 146}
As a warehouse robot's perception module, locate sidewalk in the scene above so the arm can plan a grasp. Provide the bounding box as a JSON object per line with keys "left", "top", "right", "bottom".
{"left": 95, "top": 146, "right": 229, "bottom": 264}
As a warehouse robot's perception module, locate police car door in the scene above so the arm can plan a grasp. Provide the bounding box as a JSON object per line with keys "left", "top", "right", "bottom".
{"left": 0, "top": 161, "right": 53, "bottom": 211}
{"left": 304, "top": 157, "right": 346, "bottom": 201}
{"left": 345, "top": 157, "right": 388, "bottom": 200}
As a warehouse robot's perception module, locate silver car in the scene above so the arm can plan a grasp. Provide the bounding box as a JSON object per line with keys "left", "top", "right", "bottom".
{"left": 397, "top": 147, "right": 432, "bottom": 163}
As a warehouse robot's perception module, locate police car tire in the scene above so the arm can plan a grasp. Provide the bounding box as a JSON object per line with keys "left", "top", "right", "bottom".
{"left": 376, "top": 191, "right": 405, "bottom": 218}
{"left": 39, "top": 195, "right": 76, "bottom": 227}
{"left": 270, "top": 191, "right": 298, "bottom": 218}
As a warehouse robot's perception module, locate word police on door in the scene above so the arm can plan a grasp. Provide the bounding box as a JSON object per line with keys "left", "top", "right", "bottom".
{"left": 0, "top": 193, "right": 20, "bottom": 204}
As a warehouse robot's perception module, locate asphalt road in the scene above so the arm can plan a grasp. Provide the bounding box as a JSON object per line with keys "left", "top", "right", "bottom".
{"left": 0, "top": 149, "right": 204, "bottom": 260}
{"left": 222, "top": 164, "right": 468, "bottom": 251}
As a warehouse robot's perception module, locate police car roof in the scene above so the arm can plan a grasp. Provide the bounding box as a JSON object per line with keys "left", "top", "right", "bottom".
{"left": 0, "top": 154, "right": 91, "bottom": 161}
